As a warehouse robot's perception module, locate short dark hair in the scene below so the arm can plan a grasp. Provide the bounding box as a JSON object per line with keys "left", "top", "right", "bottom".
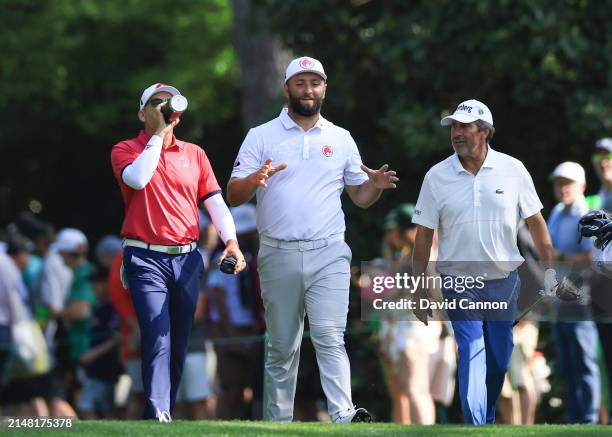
{"left": 475, "top": 119, "right": 495, "bottom": 143}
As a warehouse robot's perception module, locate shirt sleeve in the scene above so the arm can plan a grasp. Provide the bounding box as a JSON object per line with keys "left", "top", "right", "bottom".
{"left": 343, "top": 133, "right": 369, "bottom": 186}
{"left": 518, "top": 163, "right": 544, "bottom": 219}
{"left": 110, "top": 142, "right": 138, "bottom": 182}
{"left": 198, "top": 150, "right": 222, "bottom": 203}
{"left": 412, "top": 173, "right": 439, "bottom": 229}
{"left": 231, "top": 128, "right": 263, "bottom": 179}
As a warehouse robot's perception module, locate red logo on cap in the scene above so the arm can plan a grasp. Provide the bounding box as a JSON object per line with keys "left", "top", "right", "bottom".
{"left": 322, "top": 145, "right": 333, "bottom": 157}
{"left": 299, "top": 58, "right": 314, "bottom": 69}
{"left": 155, "top": 83, "right": 165, "bottom": 88}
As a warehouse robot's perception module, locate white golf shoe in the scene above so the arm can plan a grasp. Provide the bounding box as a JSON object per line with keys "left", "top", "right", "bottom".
{"left": 333, "top": 407, "right": 373, "bottom": 423}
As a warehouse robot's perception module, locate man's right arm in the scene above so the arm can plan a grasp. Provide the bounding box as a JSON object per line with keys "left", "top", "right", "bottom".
{"left": 227, "top": 175, "right": 259, "bottom": 207}
{"left": 227, "top": 158, "right": 287, "bottom": 206}
{"left": 411, "top": 225, "right": 435, "bottom": 325}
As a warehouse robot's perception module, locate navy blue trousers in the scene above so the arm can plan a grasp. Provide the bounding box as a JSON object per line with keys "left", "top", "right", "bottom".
{"left": 442, "top": 270, "right": 520, "bottom": 425}
{"left": 123, "top": 246, "right": 203, "bottom": 419}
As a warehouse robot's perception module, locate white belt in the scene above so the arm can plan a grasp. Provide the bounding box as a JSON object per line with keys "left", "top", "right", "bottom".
{"left": 122, "top": 238, "right": 197, "bottom": 255}
{"left": 260, "top": 233, "right": 344, "bottom": 251}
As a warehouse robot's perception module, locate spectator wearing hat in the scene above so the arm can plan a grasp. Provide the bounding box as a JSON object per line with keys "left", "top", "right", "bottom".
{"left": 39, "top": 228, "right": 90, "bottom": 417}
{"left": 547, "top": 161, "right": 601, "bottom": 423}
{"left": 53, "top": 230, "right": 95, "bottom": 371}
{"left": 110, "top": 83, "right": 245, "bottom": 422}
{"left": 206, "top": 204, "right": 262, "bottom": 419}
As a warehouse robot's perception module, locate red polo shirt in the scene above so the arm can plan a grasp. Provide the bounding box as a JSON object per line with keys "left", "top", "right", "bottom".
{"left": 111, "top": 130, "right": 221, "bottom": 245}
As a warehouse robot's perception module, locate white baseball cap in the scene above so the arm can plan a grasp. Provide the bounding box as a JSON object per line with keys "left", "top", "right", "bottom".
{"left": 231, "top": 204, "right": 257, "bottom": 235}
{"left": 139, "top": 83, "right": 181, "bottom": 110}
{"left": 595, "top": 138, "right": 612, "bottom": 153}
{"left": 441, "top": 99, "right": 493, "bottom": 126}
{"left": 53, "top": 228, "right": 88, "bottom": 253}
{"left": 549, "top": 161, "right": 586, "bottom": 184}
{"left": 285, "top": 56, "right": 327, "bottom": 83}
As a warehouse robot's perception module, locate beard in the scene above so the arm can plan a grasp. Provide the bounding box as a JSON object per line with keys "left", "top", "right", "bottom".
{"left": 288, "top": 93, "right": 323, "bottom": 116}
{"left": 452, "top": 136, "right": 478, "bottom": 156}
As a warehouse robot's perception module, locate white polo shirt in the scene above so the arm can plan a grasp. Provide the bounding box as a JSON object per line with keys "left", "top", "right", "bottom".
{"left": 413, "top": 147, "right": 543, "bottom": 279}
{"left": 231, "top": 108, "right": 368, "bottom": 240}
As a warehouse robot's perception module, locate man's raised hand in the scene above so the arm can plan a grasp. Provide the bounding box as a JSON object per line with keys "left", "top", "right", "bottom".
{"left": 361, "top": 164, "right": 399, "bottom": 189}
{"left": 250, "top": 158, "right": 287, "bottom": 188}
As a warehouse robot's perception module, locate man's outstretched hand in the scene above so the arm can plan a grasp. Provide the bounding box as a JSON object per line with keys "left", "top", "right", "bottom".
{"left": 250, "top": 158, "right": 288, "bottom": 188}
{"left": 361, "top": 164, "right": 398, "bottom": 189}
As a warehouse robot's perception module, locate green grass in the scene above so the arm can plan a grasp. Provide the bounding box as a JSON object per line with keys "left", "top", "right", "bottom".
{"left": 2, "top": 420, "right": 610, "bottom": 436}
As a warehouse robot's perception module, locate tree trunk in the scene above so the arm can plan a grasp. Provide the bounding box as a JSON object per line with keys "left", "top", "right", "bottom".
{"left": 231, "top": 0, "right": 291, "bottom": 130}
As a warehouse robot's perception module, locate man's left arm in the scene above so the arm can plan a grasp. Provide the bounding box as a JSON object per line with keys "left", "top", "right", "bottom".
{"left": 345, "top": 164, "right": 398, "bottom": 208}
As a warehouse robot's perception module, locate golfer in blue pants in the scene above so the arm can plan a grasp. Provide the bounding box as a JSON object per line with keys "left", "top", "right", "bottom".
{"left": 123, "top": 247, "right": 204, "bottom": 418}
{"left": 411, "top": 99, "right": 556, "bottom": 425}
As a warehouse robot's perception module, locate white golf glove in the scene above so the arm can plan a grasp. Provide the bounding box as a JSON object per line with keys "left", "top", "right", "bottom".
{"left": 539, "top": 268, "right": 559, "bottom": 297}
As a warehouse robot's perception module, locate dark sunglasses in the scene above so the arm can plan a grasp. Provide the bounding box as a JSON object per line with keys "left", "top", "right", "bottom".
{"left": 148, "top": 98, "right": 169, "bottom": 107}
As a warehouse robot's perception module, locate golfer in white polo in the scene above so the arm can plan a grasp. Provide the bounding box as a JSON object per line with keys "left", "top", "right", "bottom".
{"left": 227, "top": 56, "right": 397, "bottom": 422}
{"left": 411, "top": 99, "right": 557, "bottom": 425}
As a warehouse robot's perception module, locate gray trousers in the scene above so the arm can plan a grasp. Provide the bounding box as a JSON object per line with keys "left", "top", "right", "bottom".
{"left": 258, "top": 236, "right": 354, "bottom": 421}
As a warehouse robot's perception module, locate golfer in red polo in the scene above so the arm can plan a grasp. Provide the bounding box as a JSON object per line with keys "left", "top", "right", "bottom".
{"left": 111, "top": 83, "right": 245, "bottom": 422}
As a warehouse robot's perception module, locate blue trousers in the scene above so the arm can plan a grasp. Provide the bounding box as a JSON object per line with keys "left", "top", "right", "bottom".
{"left": 442, "top": 270, "right": 520, "bottom": 425}
{"left": 123, "top": 246, "right": 203, "bottom": 419}
{"left": 553, "top": 321, "right": 600, "bottom": 423}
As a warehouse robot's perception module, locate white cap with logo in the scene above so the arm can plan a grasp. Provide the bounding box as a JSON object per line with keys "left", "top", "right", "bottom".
{"left": 285, "top": 56, "right": 327, "bottom": 83}
{"left": 139, "top": 83, "right": 181, "bottom": 110}
{"left": 549, "top": 161, "right": 586, "bottom": 184}
{"left": 441, "top": 99, "right": 493, "bottom": 126}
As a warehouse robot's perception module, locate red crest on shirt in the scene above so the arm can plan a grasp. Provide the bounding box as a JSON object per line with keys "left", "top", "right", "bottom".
{"left": 299, "top": 58, "right": 314, "bottom": 69}
{"left": 322, "top": 145, "right": 333, "bottom": 157}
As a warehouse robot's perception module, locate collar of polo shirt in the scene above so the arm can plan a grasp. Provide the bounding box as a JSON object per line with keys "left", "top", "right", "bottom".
{"left": 280, "top": 108, "right": 327, "bottom": 131}
{"left": 451, "top": 145, "right": 498, "bottom": 174}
